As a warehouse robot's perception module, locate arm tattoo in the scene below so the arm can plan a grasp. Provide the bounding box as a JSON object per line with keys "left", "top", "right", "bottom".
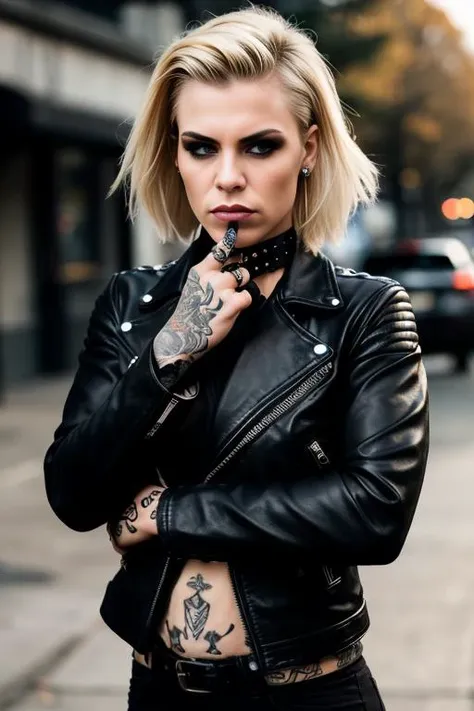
{"left": 154, "top": 268, "right": 223, "bottom": 366}
{"left": 141, "top": 490, "right": 160, "bottom": 508}
{"left": 113, "top": 490, "right": 161, "bottom": 540}
{"left": 115, "top": 502, "right": 138, "bottom": 536}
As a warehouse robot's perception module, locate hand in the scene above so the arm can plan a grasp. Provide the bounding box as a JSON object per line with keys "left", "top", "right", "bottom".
{"left": 153, "top": 224, "right": 254, "bottom": 367}
{"left": 108, "top": 485, "right": 165, "bottom": 552}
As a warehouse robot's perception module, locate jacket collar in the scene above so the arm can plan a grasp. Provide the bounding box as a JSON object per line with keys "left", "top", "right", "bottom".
{"left": 142, "top": 227, "right": 344, "bottom": 311}
{"left": 279, "top": 242, "right": 344, "bottom": 310}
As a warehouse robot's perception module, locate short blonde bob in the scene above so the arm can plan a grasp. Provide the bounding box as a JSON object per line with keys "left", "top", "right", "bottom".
{"left": 111, "top": 4, "right": 378, "bottom": 254}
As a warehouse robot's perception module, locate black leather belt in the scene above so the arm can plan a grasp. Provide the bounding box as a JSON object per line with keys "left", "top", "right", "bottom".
{"left": 143, "top": 639, "right": 363, "bottom": 695}
{"left": 150, "top": 641, "right": 267, "bottom": 695}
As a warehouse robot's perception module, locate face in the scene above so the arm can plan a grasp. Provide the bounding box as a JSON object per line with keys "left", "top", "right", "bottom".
{"left": 174, "top": 74, "right": 318, "bottom": 247}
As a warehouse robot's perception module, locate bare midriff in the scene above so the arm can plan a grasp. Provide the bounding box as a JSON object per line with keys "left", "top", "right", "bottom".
{"left": 158, "top": 559, "right": 250, "bottom": 658}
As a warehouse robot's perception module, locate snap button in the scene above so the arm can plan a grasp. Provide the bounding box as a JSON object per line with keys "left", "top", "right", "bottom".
{"left": 331, "top": 298, "right": 340, "bottom": 306}
{"left": 121, "top": 322, "right": 133, "bottom": 332}
{"left": 141, "top": 294, "right": 153, "bottom": 303}
{"left": 313, "top": 344, "right": 328, "bottom": 355}
{"left": 248, "top": 660, "right": 258, "bottom": 671}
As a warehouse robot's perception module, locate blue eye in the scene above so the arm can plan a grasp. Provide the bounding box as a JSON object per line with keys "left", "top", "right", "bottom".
{"left": 249, "top": 140, "right": 279, "bottom": 156}
{"left": 184, "top": 143, "right": 215, "bottom": 157}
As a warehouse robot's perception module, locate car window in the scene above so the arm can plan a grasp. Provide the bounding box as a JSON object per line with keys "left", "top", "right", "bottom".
{"left": 364, "top": 255, "right": 454, "bottom": 273}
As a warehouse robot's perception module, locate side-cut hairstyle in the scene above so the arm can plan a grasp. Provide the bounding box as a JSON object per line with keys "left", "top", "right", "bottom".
{"left": 111, "top": 4, "right": 378, "bottom": 254}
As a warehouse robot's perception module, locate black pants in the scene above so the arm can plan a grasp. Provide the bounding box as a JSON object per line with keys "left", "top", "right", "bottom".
{"left": 127, "top": 655, "right": 386, "bottom": 710}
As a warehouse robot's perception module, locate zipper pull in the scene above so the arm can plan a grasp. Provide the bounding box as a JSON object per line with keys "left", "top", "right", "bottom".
{"left": 306, "top": 439, "right": 330, "bottom": 468}
{"left": 145, "top": 397, "right": 179, "bottom": 439}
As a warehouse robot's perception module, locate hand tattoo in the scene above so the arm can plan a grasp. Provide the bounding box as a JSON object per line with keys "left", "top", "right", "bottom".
{"left": 154, "top": 268, "right": 223, "bottom": 366}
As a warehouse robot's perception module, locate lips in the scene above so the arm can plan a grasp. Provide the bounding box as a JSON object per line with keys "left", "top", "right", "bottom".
{"left": 211, "top": 205, "right": 253, "bottom": 213}
{"left": 211, "top": 204, "right": 256, "bottom": 223}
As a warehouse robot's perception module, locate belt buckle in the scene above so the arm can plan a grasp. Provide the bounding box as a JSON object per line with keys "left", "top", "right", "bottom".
{"left": 175, "top": 659, "right": 213, "bottom": 694}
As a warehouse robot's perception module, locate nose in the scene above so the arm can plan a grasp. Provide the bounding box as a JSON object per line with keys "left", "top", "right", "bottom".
{"left": 215, "top": 154, "right": 246, "bottom": 192}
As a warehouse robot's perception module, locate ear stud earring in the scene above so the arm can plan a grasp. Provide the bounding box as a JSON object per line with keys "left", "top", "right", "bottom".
{"left": 301, "top": 167, "right": 311, "bottom": 178}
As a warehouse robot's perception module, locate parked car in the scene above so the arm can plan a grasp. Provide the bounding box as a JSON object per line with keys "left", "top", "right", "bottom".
{"left": 362, "top": 237, "right": 474, "bottom": 372}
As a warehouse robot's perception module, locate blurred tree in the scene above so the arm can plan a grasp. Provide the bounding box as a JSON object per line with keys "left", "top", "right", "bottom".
{"left": 337, "top": 0, "right": 474, "bottom": 234}
{"left": 279, "top": 0, "right": 385, "bottom": 110}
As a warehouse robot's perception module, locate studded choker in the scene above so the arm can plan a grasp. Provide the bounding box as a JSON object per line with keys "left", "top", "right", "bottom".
{"left": 236, "top": 227, "right": 297, "bottom": 279}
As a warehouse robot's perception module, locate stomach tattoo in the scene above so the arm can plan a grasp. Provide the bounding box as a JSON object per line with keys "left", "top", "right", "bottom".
{"left": 159, "top": 563, "right": 250, "bottom": 658}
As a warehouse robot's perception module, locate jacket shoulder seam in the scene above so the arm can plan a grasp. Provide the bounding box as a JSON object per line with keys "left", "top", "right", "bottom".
{"left": 334, "top": 267, "right": 399, "bottom": 288}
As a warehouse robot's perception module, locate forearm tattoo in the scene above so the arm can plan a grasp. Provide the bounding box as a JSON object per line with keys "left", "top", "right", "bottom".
{"left": 164, "top": 573, "right": 237, "bottom": 656}
{"left": 114, "top": 502, "right": 138, "bottom": 538}
{"left": 154, "top": 268, "right": 223, "bottom": 366}
{"left": 113, "top": 490, "right": 161, "bottom": 540}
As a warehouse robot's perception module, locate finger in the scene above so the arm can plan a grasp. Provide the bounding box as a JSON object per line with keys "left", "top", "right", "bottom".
{"left": 220, "top": 263, "right": 251, "bottom": 289}
{"left": 203, "top": 222, "right": 239, "bottom": 269}
{"left": 233, "top": 288, "right": 253, "bottom": 311}
{"left": 237, "top": 280, "right": 262, "bottom": 307}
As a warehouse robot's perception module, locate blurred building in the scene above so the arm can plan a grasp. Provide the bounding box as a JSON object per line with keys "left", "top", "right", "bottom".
{"left": 0, "top": 0, "right": 186, "bottom": 388}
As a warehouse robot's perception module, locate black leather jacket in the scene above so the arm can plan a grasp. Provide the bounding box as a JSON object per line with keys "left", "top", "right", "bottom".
{"left": 44, "top": 231, "right": 429, "bottom": 674}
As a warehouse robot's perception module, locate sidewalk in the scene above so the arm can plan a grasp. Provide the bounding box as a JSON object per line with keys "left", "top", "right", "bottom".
{"left": 0, "top": 375, "right": 74, "bottom": 472}
{"left": 0, "top": 375, "right": 129, "bottom": 709}
{"left": 0, "top": 360, "right": 473, "bottom": 710}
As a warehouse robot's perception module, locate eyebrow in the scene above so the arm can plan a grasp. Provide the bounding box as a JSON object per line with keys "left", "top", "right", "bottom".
{"left": 180, "top": 129, "right": 284, "bottom": 143}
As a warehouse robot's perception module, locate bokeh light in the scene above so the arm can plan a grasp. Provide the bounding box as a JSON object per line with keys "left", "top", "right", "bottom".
{"left": 441, "top": 197, "right": 474, "bottom": 220}
{"left": 441, "top": 198, "right": 460, "bottom": 220}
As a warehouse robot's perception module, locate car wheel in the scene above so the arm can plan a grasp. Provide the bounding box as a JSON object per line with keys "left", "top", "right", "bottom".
{"left": 454, "top": 352, "right": 470, "bottom": 373}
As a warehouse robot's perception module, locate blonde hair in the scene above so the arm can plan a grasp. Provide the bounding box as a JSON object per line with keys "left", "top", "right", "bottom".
{"left": 111, "top": 4, "right": 378, "bottom": 253}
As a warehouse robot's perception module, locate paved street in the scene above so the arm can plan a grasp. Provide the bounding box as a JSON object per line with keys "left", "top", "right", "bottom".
{"left": 0, "top": 355, "right": 473, "bottom": 710}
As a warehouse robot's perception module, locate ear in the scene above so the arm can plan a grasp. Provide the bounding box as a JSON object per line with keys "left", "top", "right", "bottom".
{"left": 302, "top": 124, "right": 318, "bottom": 172}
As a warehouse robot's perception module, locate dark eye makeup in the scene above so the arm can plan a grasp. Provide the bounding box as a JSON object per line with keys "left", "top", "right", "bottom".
{"left": 181, "top": 138, "right": 283, "bottom": 159}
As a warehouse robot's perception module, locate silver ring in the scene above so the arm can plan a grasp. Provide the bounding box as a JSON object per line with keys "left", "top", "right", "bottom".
{"left": 225, "top": 264, "right": 244, "bottom": 287}
{"left": 211, "top": 245, "right": 228, "bottom": 263}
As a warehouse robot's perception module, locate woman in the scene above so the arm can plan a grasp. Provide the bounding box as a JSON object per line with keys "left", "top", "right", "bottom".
{"left": 44, "top": 5, "right": 429, "bottom": 710}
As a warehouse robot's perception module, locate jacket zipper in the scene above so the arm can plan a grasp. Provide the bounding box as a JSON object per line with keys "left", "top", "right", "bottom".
{"left": 143, "top": 357, "right": 333, "bottom": 651}
{"left": 204, "top": 358, "right": 333, "bottom": 483}
{"left": 144, "top": 557, "right": 186, "bottom": 644}
{"left": 144, "top": 557, "right": 171, "bottom": 639}
{"left": 228, "top": 565, "right": 263, "bottom": 670}
{"left": 144, "top": 397, "right": 180, "bottom": 439}
{"left": 203, "top": 357, "right": 332, "bottom": 668}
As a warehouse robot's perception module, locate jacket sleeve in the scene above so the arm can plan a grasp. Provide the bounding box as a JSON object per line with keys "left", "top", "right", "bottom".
{"left": 44, "top": 273, "right": 191, "bottom": 533}
{"left": 156, "top": 284, "right": 430, "bottom": 566}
